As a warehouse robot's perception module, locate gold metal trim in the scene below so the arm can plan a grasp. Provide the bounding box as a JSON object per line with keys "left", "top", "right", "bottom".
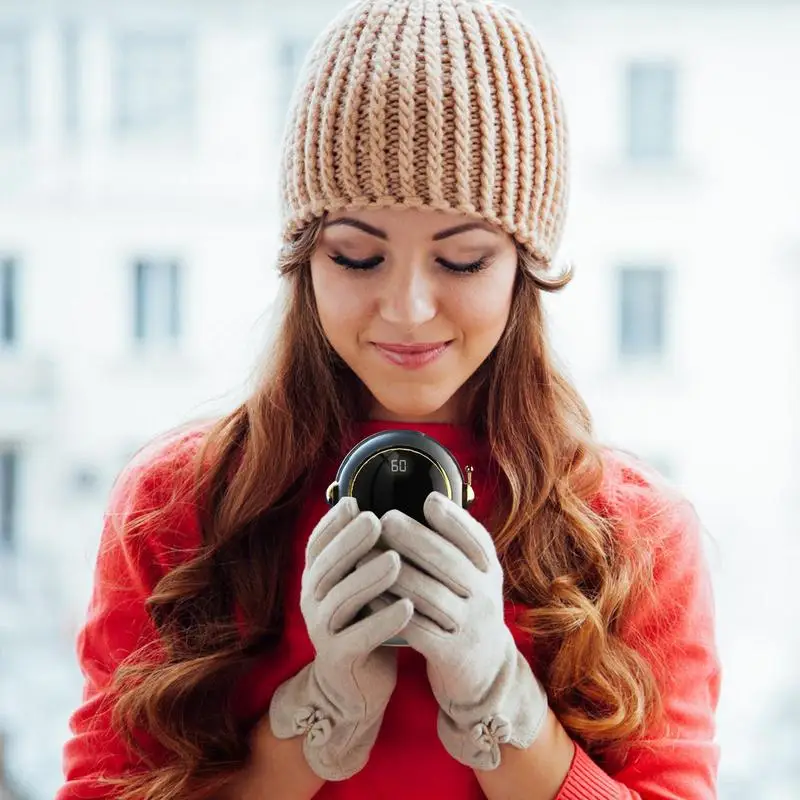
{"left": 464, "top": 465, "right": 475, "bottom": 506}
{"left": 325, "top": 481, "right": 339, "bottom": 505}
{"left": 349, "top": 447, "right": 452, "bottom": 500}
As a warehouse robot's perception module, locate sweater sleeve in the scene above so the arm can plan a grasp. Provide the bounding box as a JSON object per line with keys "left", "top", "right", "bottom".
{"left": 555, "top": 495, "right": 722, "bottom": 800}
{"left": 56, "top": 431, "right": 204, "bottom": 799}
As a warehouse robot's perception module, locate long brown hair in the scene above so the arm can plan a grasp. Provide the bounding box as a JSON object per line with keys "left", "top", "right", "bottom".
{"left": 106, "top": 215, "right": 677, "bottom": 799}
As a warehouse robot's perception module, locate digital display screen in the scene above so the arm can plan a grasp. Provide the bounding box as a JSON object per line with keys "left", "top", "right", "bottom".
{"left": 351, "top": 449, "right": 449, "bottom": 524}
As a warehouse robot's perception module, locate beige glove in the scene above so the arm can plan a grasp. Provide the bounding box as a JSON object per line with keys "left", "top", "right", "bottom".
{"left": 377, "top": 492, "right": 549, "bottom": 770}
{"left": 269, "top": 497, "right": 413, "bottom": 781}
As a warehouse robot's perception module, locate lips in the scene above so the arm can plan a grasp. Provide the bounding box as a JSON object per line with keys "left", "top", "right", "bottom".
{"left": 372, "top": 340, "right": 452, "bottom": 369}
{"left": 372, "top": 341, "right": 451, "bottom": 354}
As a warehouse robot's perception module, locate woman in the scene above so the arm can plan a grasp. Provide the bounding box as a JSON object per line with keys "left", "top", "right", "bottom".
{"left": 58, "top": 1, "right": 721, "bottom": 798}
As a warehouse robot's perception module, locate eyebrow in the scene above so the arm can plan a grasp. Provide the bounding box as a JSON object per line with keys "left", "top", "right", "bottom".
{"left": 322, "top": 217, "right": 497, "bottom": 241}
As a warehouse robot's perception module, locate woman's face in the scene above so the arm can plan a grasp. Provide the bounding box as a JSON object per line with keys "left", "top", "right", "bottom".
{"left": 309, "top": 207, "right": 519, "bottom": 423}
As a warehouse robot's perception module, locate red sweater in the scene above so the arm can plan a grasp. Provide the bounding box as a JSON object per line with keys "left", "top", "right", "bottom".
{"left": 58, "top": 420, "right": 721, "bottom": 799}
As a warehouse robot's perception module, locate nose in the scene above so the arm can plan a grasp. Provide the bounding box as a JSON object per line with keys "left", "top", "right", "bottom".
{"left": 378, "top": 262, "right": 437, "bottom": 328}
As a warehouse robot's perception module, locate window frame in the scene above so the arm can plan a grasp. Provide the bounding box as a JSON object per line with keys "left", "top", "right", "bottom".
{"left": 113, "top": 28, "right": 196, "bottom": 141}
{"left": 0, "top": 256, "right": 18, "bottom": 347}
{"left": 625, "top": 59, "right": 678, "bottom": 163}
{"left": 0, "top": 446, "right": 19, "bottom": 553}
{"left": 131, "top": 256, "right": 183, "bottom": 346}
{"left": 617, "top": 263, "right": 670, "bottom": 361}
{"left": 0, "top": 27, "right": 30, "bottom": 143}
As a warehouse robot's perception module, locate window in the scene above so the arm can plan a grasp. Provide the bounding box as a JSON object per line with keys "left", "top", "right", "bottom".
{"left": 0, "top": 29, "right": 29, "bottom": 142}
{"left": 62, "top": 22, "right": 80, "bottom": 137}
{"left": 618, "top": 266, "right": 668, "bottom": 359}
{"left": 1, "top": 257, "right": 17, "bottom": 346}
{"left": 626, "top": 61, "right": 677, "bottom": 162}
{"left": 277, "top": 36, "right": 314, "bottom": 118}
{"left": 114, "top": 31, "right": 194, "bottom": 139}
{"left": 132, "top": 258, "right": 182, "bottom": 345}
{"left": 0, "top": 447, "right": 18, "bottom": 552}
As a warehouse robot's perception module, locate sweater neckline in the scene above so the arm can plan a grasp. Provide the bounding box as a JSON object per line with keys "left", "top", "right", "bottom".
{"left": 351, "top": 418, "right": 478, "bottom": 451}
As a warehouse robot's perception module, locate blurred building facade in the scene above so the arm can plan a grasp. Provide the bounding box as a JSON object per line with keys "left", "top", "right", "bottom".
{"left": 0, "top": 732, "right": 27, "bottom": 800}
{"left": 0, "top": 0, "right": 797, "bottom": 797}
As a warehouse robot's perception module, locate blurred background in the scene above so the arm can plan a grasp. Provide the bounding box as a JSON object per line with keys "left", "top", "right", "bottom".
{"left": 0, "top": 0, "right": 798, "bottom": 797}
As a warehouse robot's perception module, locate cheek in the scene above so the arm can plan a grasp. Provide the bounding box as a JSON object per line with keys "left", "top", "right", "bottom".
{"left": 311, "top": 263, "right": 368, "bottom": 341}
{"left": 449, "top": 272, "right": 515, "bottom": 339}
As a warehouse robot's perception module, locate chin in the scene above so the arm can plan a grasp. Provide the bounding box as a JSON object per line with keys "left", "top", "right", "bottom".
{"left": 368, "top": 386, "right": 459, "bottom": 423}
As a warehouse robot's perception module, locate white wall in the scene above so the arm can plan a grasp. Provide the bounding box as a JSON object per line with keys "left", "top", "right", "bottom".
{"left": 538, "top": 1, "right": 800, "bottom": 791}
{"left": 0, "top": 2, "right": 285, "bottom": 794}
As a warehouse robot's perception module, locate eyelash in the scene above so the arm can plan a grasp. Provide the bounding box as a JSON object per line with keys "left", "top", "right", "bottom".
{"left": 328, "top": 253, "right": 490, "bottom": 274}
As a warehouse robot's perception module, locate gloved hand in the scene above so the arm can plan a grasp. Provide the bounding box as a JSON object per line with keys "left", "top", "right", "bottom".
{"left": 377, "top": 491, "right": 549, "bottom": 770}
{"left": 269, "top": 497, "right": 413, "bottom": 781}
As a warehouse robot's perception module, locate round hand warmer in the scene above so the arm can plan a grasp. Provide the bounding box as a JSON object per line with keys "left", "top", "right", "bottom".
{"left": 326, "top": 430, "right": 476, "bottom": 645}
{"left": 326, "top": 430, "right": 475, "bottom": 522}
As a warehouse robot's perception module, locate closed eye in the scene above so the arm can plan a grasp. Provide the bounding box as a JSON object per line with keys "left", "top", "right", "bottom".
{"left": 437, "top": 256, "right": 490, "bottom": 274}
{"left": 328, "top": 253, "right": 490, "bottom": 274}
{"left": 328, "top": 253, "right": 383, "bottom": 271}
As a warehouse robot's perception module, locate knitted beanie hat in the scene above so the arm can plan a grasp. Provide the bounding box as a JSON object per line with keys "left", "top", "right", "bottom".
{"left": 279, "top": 0, "right": 571, "bottom": 279}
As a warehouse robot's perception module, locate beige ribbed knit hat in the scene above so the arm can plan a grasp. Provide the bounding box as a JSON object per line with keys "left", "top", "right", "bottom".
{"left": 279, "top": 0, "right": 570, "bottom": 278}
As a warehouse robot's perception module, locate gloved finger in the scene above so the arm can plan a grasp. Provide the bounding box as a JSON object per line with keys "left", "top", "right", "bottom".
{"left": 390, "top": 559, "right": 464, "bottom": 633}
{"left": 324, "top": 549, "right": 402, "bottom": 633}
{"left": 306, "top": 496, "right": 360, "bottom": 564}
{"left": 365, "top": 591, "right": 396, "bottom": 615}
{"left": 355, "top": 547, "right": 387, "bottom": 571}
{"left": 397, "top": 607, "right": 451, "bottom": 656}
{"left": 308, "top": 511, "right": 381, "bottom": 602}
{"left": 380, "top": 509, "right": 473, "bottom": 597}
{"left": 422, "top": 492, "right": 495, "bottom": 573}
{"left": 339, "top": 596, "right": 415, "bottom": 654}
